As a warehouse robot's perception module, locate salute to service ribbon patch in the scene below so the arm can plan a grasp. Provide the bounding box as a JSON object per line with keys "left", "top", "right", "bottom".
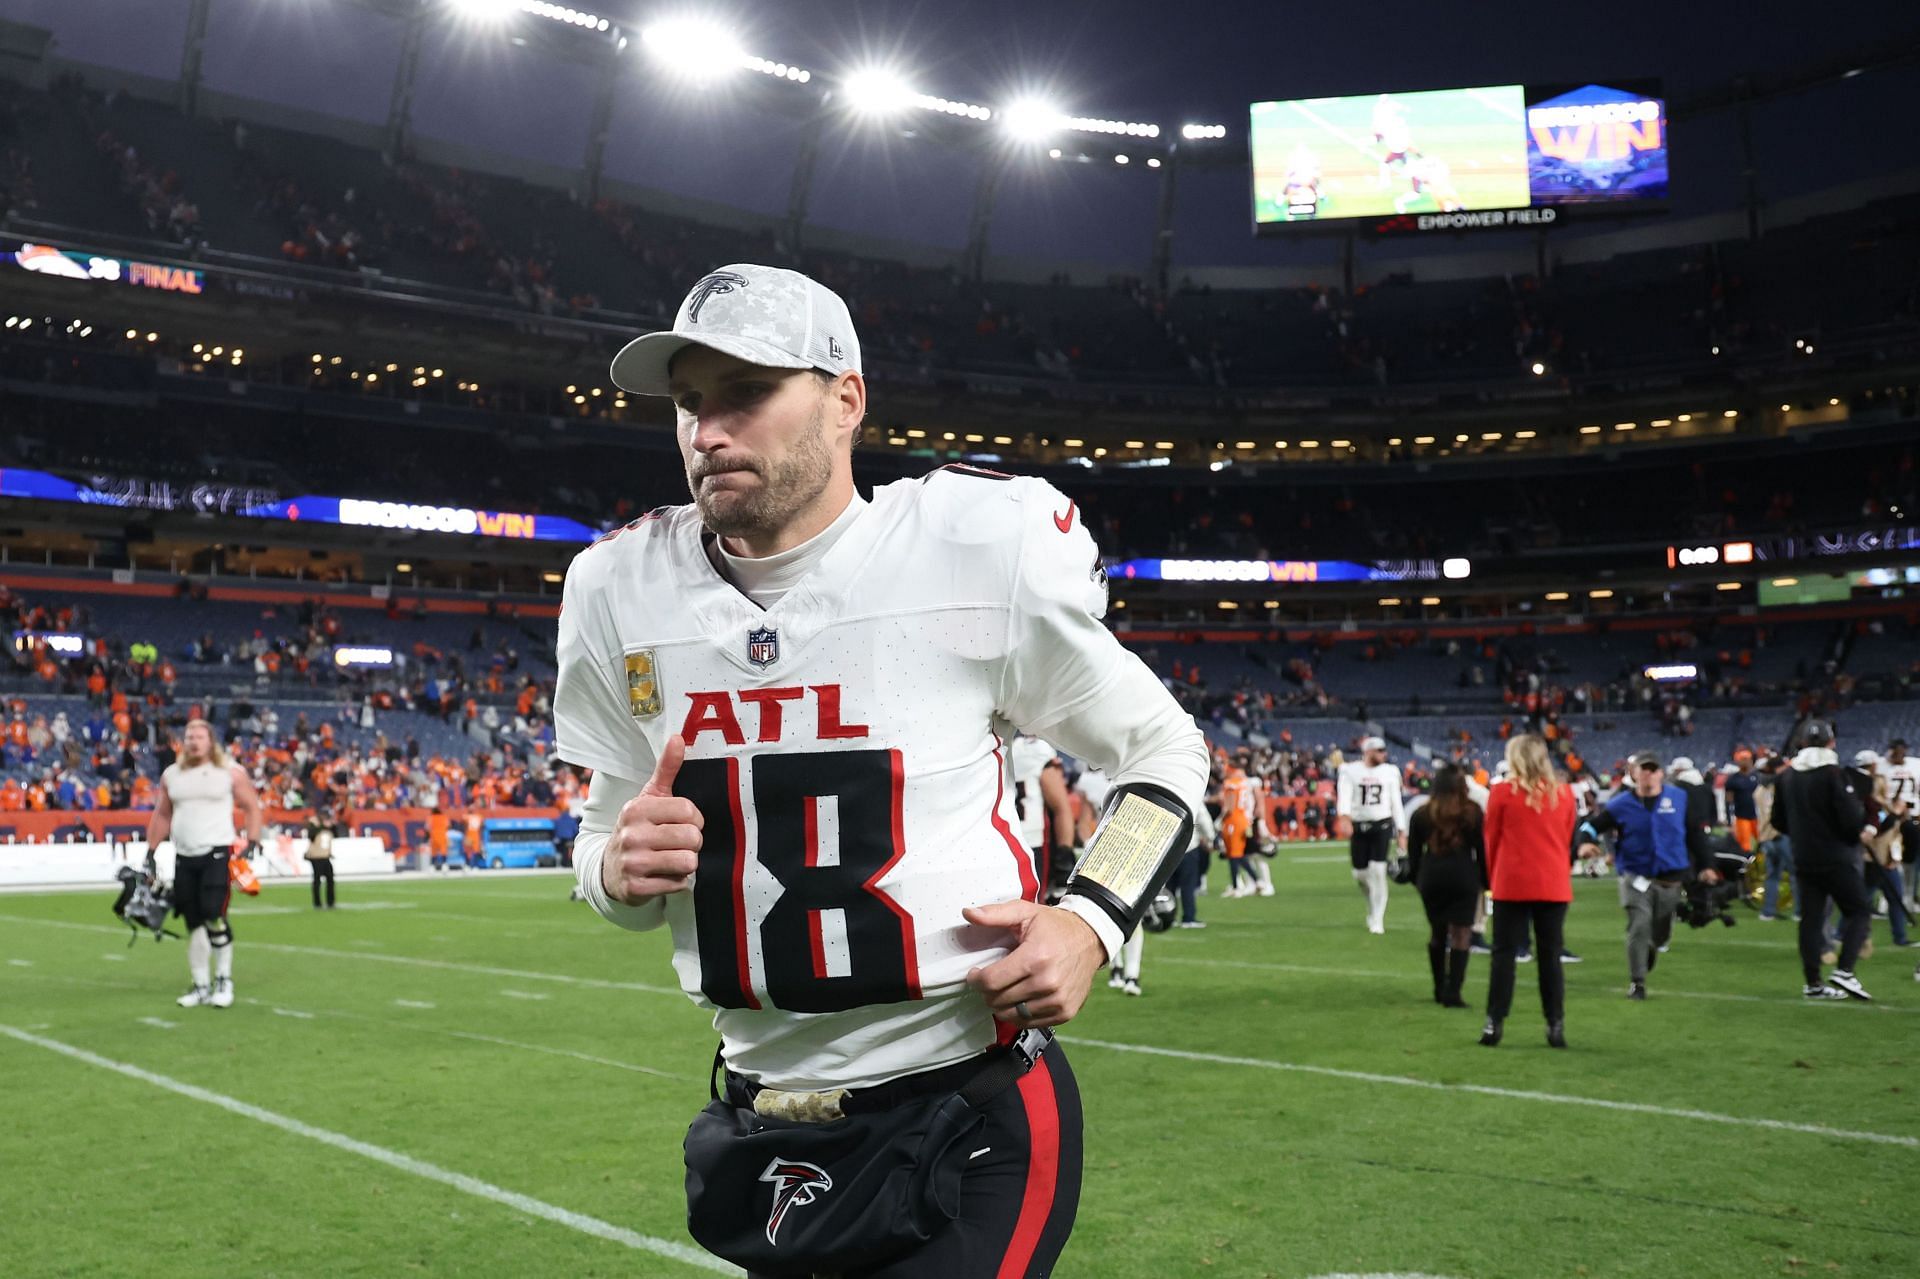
{"left": 625, "top": 649, "right": 662, "bottom": 719}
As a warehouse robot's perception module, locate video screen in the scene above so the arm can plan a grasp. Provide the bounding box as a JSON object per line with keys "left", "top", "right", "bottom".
{"left": 1251, "top": 80, "right": 1667, "bottom": 230}
{"left": 1525, "top": 81, "right": 1668, "bottom": 204}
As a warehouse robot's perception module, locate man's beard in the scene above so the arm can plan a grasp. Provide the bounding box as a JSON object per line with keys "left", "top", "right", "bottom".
{"left": 688, "top": 403, "right": 834, "bottom": 541}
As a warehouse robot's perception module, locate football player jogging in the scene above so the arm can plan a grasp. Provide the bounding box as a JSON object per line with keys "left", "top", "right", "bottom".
{"left": 558, "top": 264, "right": 1208, "bottom": 1278}
{"left": 1338, "top": 736, "right": 1407, "bottom": 933}
{"left": 147, "top": 719, "right": 263, "bottom": 1009}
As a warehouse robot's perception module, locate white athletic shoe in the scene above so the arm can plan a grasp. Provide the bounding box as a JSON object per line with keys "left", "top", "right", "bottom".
{"left": 1827, "top": 969, "right": 1872, "bottom": 1001}
{"left": 1122, "top": 978, "right": 1142, "bottom": 997}
{"left": 1366, "top": 920, "right": 1385, "bottom": 935}
{"left": 1255, "top": 883, "right": 1275, "bottom": 897}
{"left": 176, "top": 984, "right": 212, "bottom": 1008}
{"left": 1175, "top": 920, "right": 1207, "bottom": 929}
{"left": 1108, "top": 971, "right": 1127, "bottom": 991}
{"left": 210, "top": 977, "right": 234, "bottom": 1009}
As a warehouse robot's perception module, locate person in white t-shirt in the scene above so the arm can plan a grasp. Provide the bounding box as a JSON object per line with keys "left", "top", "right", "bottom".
{"left": 148, "top": 719, "right": 263, "bottom": 1010}
{"left": 557, "top": 265, "right": 1207, "bottom": 1278}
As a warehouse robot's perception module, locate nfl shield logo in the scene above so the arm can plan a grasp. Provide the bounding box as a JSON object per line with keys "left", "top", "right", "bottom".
{"left": 746, "top": 626, "right": 779, "bottom": 668}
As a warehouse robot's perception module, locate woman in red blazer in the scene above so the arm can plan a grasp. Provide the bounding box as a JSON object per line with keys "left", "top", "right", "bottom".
{"left": 1480, "top": 734, "right": 1577, "bottom": 1048}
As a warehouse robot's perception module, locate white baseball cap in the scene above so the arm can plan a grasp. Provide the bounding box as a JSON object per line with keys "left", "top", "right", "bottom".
{"left": 1361, "top": 736, "right": 1387, "bottom": 752}
{"left": 1853, "top": 749, "right": 1880, "bottom": 768}
{"left": 610, "top": 263, "right": 862, "bottom": 396}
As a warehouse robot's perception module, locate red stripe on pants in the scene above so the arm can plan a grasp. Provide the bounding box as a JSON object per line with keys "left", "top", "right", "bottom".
{"left": 996, "top": 1055, "right": 1060, "bottom": 1279}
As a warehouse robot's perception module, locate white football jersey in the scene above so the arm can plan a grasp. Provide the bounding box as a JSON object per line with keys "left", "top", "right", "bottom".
{"left": 555, "top": 467, "right": 1207, "bottom": 1090}
{"left": 1337, "top": 760, "right": 1406, "bottom": 829}
{"left": 1878, "top": 758, "right": 1917, "bottom": 810}
{"left": 1008, "top": 735, "right": 1060, "bottom": 849}
{"left": 162, "top": 761, "right": 237, "bottom": 852}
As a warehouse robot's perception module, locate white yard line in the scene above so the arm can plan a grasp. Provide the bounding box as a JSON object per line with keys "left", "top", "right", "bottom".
{"left": 0, "top": 916, "right": 682, "bottom": 997}
{"left": 0, "top": 1024, "right": 737, "bottom": 1274}
{"left": 1149, "top": 953, "right": 1917, "bottom": 1014}
{"left": 1066, "top": 1037, "right": 1920, "bottom": 1149}
{"left": 254, "top": 1000, "right": 682, "bottom": 1081}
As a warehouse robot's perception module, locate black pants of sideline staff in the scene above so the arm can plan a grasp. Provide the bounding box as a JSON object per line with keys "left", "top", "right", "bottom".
{"left": 310, "top": 858, "right": 336, "bottom": 909}
{"left": 1486, "top": 900, "right": 1567, "bottom": 1023}
{"left": 1797, "top": 856, "right": 1870, "bottom": 985}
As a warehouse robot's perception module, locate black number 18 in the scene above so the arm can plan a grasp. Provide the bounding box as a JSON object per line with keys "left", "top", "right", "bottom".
{"left": 677, "top": 749, "right": 919, "bottom": 1014}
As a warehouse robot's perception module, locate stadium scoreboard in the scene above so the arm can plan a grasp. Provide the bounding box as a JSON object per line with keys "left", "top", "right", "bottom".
{"left": 1250, "top": 79, "right": 1668, "bottom": 235}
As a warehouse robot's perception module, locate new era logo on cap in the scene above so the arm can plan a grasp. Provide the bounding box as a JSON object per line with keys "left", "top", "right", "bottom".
{"left": 609, "top": 264, "right": 862, "bottom": 396}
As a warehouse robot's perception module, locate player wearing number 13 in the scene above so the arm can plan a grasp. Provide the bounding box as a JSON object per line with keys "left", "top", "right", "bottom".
{"left": 555, "top": 264, "right": 1207, "bottom": 1277}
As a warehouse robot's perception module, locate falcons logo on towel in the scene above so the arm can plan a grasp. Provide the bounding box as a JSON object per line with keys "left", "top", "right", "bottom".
{"left": 760, "top": 1159, "right": 833, "bottom": 1245}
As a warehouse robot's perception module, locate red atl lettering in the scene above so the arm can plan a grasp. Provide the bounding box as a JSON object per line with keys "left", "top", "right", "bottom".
{"left": 682, "top": 692, "right": 745, "bottom": 746}
{"left": 812, "top": 684, "right": 869, "bottom": 740}
{"left": 738, "top": 687, "right": 805, "bottom": 742}
{"left": 680, "top": 685, "right": 869, "bottom": 746}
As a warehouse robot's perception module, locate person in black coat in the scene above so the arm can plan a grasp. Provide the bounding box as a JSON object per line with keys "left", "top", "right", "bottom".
{"left": 1407, "top": 765, "right": 1486, "bottom": 1008}
{"left": 1773, "top": 722, "right": 1875, "bottom": 1000}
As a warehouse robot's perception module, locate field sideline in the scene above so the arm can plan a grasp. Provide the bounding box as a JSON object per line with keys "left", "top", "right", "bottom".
{"left": 2, "top": 846, "right": 1915, "bottom": 1278}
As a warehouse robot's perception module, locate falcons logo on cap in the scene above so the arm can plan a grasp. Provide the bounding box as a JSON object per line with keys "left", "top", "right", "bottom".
{"left": 760, "top": 1159, "right": 833, "bottom": 1245}
{"left": 686, "top": 270, "right": 748, "bottom": 323}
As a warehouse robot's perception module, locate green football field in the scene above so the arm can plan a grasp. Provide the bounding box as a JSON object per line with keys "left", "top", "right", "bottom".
{"left": 1251, "top": 88, "right": 1531, "bottom": 223}
{"left": 2, "top": 849, "right": 1915, "bottom": 1279}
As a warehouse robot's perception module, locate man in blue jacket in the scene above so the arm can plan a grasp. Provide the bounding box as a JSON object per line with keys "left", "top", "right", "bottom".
{"left": 1577, "top": 751, "right": 1718, "bottom": 1000}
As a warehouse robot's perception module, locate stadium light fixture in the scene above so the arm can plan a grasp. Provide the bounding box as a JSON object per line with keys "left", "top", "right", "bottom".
{"left": 1003, "top": 98, "right": 1066, "bottom": 142}
{"left": 1514, "top": 430, "right": 1537, "bottom": 439}
{"left": 1114, "top": 154, "right": 1129, "bottom": 165}
{"left": 1442, "top": 558, "right": 1472, "bottom": 580}
{"left": 641, "top": 19, "right": 746, "bottom": 82}
{"left": 1544, "top": 591, "right": 1570, "bottom": 601}
{"left": 1181, "top": 123, "right": 1227, "bottom": 140}
{"left": 1716, "top": 582, "right": 1742, "bottom": 591}
{"left": 1067, "top": 115, "right": 1159, "bottom": 138}
{"left": 447, "top": 0, "right": 517, "bottom": 23}
{"left": 1146, "top": 157, "right": 1161, "bottom": 168}
{"left": 1530, "top": 362, "right": 1545, "bottom": 375}
{"left": 520, "top": 1, "right": 611, "bottom": 32}
{"left": 842, "top": 69, "right": 914, "bottom": 116}
{"left": 1421, "top": 597, "right": 1441, "bottom": 606}
{"left": 742, "top": 54, "right": 812, "bottom": 83}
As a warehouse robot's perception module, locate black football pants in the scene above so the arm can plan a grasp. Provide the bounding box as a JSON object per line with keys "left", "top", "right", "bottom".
{"left": 748, "top": 1045, "right": 1083, "bottom": 1279}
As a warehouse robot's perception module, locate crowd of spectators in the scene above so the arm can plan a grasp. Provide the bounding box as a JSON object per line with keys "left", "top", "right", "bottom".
{"left": 0, "top": 585, "right": 564, "bottom": 820}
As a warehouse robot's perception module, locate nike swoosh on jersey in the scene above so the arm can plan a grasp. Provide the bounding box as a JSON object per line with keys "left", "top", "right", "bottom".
{"left": 1053, "top": 502, "right": 1075, "bottom": 533}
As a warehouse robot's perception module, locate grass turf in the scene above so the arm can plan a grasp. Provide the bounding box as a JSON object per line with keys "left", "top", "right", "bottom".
{"left": 2, "top": 847, "right": 1915, "bottom": 1278}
